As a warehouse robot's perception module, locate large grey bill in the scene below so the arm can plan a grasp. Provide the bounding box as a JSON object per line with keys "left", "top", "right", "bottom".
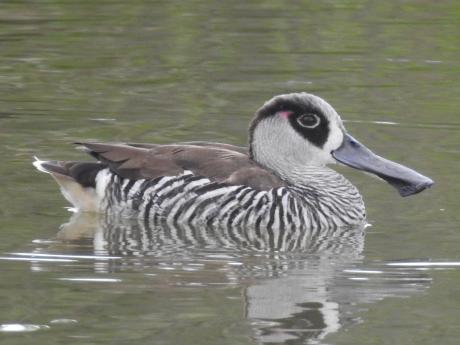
{"left": 332, "top": 133, "right": 434, "bottom": 197}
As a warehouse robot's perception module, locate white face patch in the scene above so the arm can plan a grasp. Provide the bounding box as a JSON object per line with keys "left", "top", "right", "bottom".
{"left": 323, "top": 117, "right": 344, "bottom": 158}
{"left": 251, "top": 93, "right": 346, "bottom": 179}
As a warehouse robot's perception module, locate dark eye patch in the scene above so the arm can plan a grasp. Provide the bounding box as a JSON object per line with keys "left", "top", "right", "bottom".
{"left": 289, "top": 111, "right": 329, "bottom": 148}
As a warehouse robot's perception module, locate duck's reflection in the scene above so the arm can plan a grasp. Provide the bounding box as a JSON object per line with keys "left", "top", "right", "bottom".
{"left": 51, "top": 213, "right": 429, "bottom": 344}
{"left": 57, "top": 212, "right": 366, "bottom": 255}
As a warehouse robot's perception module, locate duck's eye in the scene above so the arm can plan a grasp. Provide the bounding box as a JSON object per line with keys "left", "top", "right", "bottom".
{"left": 297, "top": 113, "right": 320, "bottom": 129}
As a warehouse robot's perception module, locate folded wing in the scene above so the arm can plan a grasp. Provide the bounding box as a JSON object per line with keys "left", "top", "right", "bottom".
{"left": 76, "top": 142, "right": 284, "bottom": 191}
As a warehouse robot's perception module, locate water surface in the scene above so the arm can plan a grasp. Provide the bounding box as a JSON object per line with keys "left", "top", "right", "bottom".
{"left": 1, "top": 1, "right": 460, "bottom": 344}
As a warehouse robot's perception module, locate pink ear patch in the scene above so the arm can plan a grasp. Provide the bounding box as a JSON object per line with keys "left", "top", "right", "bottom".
{"left": 278, "top": 111, "right": 292, "bottom": 119}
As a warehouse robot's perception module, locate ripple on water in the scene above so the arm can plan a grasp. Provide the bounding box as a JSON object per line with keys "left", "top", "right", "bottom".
{"left": 0, "top": 324, "right": 49, "bottom": 333}
{"left": 345, "top": 119, "right": 460, "bottom": 130}
{"left": 49, "top": 319, "right": 78, "bottom": 325}
{"left": 387, "top": 261, "right": 460, "bottom": 268}
{"left": 56, "top": 277, "right": 122, "bottom": 283}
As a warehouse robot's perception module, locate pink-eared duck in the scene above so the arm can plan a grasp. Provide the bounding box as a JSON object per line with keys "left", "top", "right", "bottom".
{"left": 34, "top": 93, "right": 433, "bottom": 230}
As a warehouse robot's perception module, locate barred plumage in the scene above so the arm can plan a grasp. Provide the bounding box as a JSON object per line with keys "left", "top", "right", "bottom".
{"left": 96, "top": 167, "right": 366, "bottom": 230}
{"left": 34, "top": 92, "right": 432, "bottom": 233}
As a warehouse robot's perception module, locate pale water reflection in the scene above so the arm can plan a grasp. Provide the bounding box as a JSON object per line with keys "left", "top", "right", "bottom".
{"left": 0, "top": 323, "right": 50, "bottom": 333}
{"left": 3, "top": 213, "right": 432, "bottom": 344}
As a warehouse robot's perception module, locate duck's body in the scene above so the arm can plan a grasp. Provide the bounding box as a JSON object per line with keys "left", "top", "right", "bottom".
{"left": 107, "top": 168, "right": 364, "bottom": 230}
{"left": 34, "top": 93, "right": 432, "bottom": 230}
{"left": 35, "top": 143, "right": 365, "bottom": 230}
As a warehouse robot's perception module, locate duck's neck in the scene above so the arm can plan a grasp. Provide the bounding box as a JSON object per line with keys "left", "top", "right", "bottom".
{"left": 253, "top": 150, "right": 363, "bottom": 204}
{"left": 263, "top": 160, "right": 356, "bottom": 193}
{"left": 284, "top": 165, "right": 366, "bottom": 226}
{"left": 251, "top": 143, "right": 333, "bottom": 186}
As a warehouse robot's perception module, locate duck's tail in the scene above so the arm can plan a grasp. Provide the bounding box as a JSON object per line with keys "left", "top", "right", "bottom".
{"left": 33, "top": 157, "right": 105, "bottom": 212}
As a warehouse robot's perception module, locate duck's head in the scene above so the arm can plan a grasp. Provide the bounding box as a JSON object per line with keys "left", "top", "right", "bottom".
{"left": 249, "top": 92, "right": 433, "bottom": 196}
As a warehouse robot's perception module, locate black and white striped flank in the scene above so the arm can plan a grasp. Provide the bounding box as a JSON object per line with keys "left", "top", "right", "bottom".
{"left": 95, "top": 167, "right": 366, "bottom": 231}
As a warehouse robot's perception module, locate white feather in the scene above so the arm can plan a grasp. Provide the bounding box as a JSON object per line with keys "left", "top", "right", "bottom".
{"left": 32, "top": 157, "right": 51, "bottom": 174}
{"left": 34, "top": 157, "right": 100, "bottom": 212}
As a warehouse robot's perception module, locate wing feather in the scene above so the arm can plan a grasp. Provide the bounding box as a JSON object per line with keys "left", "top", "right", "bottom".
{"left": 76, "top": 142, "right": 284, "bottom": 190}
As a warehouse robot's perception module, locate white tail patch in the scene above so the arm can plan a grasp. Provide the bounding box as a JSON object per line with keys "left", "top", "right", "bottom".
{"left": 33, "top": 157, "right": 99, "bottom": 213}
{"left": 33, "top": 157, "right": 50, "bottom": 174}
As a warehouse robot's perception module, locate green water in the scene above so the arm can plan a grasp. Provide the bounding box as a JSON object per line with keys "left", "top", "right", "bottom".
{"left": 1, "top": 1, "right": 460, "bottom": 344}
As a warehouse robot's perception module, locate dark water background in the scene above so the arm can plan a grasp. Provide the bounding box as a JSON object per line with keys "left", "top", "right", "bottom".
{"left": 1, "top": 1, "right": 460, "bottom": 344}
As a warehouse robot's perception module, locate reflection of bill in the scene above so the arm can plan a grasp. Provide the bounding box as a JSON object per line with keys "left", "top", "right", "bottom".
{"left": 245, "top": 263, "right": 430, "bottom": 345}
{"left": 246, "top": 274, "right": 341, "bottom": 343}
{"left": 54, "top": 212, "right": 429, "bottom": 345}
